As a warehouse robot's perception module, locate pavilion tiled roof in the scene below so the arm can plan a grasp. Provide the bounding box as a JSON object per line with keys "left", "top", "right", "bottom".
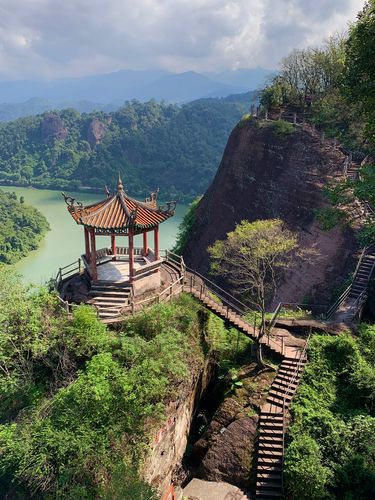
{"left": 63, "top": 178, "right": 175, "bottom": 233}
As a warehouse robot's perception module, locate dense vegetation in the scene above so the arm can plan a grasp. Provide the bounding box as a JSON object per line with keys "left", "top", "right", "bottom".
{"left": 285, "top": 328, "right": 375, "bottom": 499}
{"left": 0, "top": 93, "right": 252, "bottom": 202}
{"left": 0, "top": 189, "right": 49, "bottom": 263}
{"left": 0, "top": 267, "right": 249, "bottom": 498}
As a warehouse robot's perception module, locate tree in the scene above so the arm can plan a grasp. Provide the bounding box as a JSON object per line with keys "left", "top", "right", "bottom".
{"left": 345, "top": 1, "right": 375, "bottom": 145}
{"left": 208, "top": 219, "right": 297, "bottom": 365}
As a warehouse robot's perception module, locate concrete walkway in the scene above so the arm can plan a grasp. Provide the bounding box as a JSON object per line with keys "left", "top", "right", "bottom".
{"left": 182, "top": 479, "right": 250, "bottom": 500}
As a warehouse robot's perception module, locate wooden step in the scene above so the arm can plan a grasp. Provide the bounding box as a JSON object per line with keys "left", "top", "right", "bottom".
{"left": 256, "top": 481, "right": 281, "bottom": 489}
{"left": 257, "top": 458, "right": 282, "bottom": 466}
{"left": 259, "top": 436, "right": 283, "bottom": 444}
{"left": 257, "top": 472, "right": 282, "bottom": 481}
{"left": 259, "top": 429, "right": 284, "bottom": 437}
{"left": 265, "top": 397, "right": 284, "bottom": 408}
{"left": 268, "top": 390, "right": 292, "bottom": 402}
{"left": 256, "top": 488, "right": 282, "bottom": 498}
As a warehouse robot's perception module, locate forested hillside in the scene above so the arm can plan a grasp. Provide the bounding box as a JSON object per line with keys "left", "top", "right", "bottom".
{"left": 0, "top": 269, "right": 246, "bottom": 498}
{"left": 0, "top": 93, "right": 253, "bottom": 202}
{"left": 0, "top": 189, "right": 49, "bottom": 263}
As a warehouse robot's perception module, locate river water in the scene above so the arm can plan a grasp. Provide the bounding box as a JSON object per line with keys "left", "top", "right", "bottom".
{"left": 1, "top": 186, "right": 187, "bottom": 284}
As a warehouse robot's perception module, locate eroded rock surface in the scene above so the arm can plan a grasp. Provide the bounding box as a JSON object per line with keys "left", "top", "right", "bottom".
{"left": 183, "top": 120, "right": 358, "bottom": 307}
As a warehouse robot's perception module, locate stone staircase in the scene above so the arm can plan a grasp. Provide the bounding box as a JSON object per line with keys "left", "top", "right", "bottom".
{"left": 88, "top": 282, "right": 131, "bottom": 319}
{"left": 256, "top": 355, "right": 307, "bottom": 499}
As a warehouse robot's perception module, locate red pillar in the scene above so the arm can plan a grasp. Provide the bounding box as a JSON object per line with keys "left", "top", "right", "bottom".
{"left": 84, "top": 227, "right": 90, "bottom": 262}
{"left": 90, "top": 229, "right": 98, "bottom": 281}
{"left": 128, "top": 230, "right": 135, "bottom": 282}
{"left": 143, "top": 231, "right": 148, "bottom": 256}
{"left": 154, "top": 226, "right": 159, "bottom": 261}
{"left": 111, "top": 234, "right": 116, "bottom": 260}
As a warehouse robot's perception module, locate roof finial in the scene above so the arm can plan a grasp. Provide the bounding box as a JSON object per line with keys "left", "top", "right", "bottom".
{"left": 117, "top": 174, "right": 123, "bottom": 192}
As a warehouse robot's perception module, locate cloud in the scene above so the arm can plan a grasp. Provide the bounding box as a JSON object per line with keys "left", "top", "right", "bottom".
{"left": 0, "top": 0, "right": 365, "bottom": 80}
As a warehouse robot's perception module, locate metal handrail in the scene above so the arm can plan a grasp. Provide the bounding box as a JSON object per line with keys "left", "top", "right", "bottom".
{"left": 184, "top": 266, "right": 286, "bottom": 350}
{"left": 184, "top": 265, "right": 252, "bottom": 314}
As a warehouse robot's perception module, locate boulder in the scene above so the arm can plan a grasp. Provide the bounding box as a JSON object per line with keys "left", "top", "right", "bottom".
{"left": 198, "top": 416, "right": 258, "bottom": 488}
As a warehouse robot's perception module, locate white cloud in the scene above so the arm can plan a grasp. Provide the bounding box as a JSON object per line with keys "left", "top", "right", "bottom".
{"left": 0, "top": 0, "right": 366, "bottom": 80}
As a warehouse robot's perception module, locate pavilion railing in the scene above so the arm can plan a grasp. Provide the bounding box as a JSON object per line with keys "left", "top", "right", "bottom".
{"left": 55, "top": 258, "right": 83, "bottom": 291}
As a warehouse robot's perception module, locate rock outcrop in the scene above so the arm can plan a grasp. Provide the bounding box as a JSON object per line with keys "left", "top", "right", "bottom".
{"left": 183, "top": 120, "right": 358, "bottom": 307}
{"left": 199, "top": 416, "right": 257, "bottom": 488}
{"left": 87, "top": 119, "right": 107, "bottom": 147}
{"left": 40, "top": 113, "right": 68, "bottom": 142}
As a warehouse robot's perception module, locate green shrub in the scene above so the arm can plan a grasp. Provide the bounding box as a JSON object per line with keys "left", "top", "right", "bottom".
{"left": 286, "top": 332, "right": 375, "bottom": 499}
{"left": 270, "top": 119, "right": 295, "bottom": 137}
{"left": 284, "top": 434, "right": 332, "bottom": 499}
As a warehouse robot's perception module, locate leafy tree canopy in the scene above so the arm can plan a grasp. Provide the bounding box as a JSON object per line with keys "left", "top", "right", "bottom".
{"left": 0, "top": 189, "right": 49, "bottom": 263}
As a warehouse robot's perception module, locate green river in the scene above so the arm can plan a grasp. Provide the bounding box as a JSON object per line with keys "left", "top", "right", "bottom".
{"left": 1, "top": 186, "right": 187, "bottom": 284}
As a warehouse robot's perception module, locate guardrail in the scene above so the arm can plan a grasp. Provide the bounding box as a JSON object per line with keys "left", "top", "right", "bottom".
{"left": 55, "top": 258, "right": 82, "bottom": 290}
{"left": 183, "top": 265, "right": 285, "bottom": 352}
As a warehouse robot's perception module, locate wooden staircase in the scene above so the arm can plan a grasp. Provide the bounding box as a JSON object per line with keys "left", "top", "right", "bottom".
{"left": 88, "top": 282, "right": 131, "bottom": 319}
{"left": 348, "top": 249, "right": 375, "bottom": 301}
{"left": 187, "top": 282, "right": 288, "bottom": 358}
{"left": 256, "top": 355, "right": 307, "bottom": 499}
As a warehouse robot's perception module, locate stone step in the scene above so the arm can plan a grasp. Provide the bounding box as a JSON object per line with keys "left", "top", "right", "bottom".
{"left": 89, "top": 290, "right": 130, "bottom": 296}
{"left": 90, "top": 297, "right": 125, "bottom": 308}
{"left": 98, "top": 312, "right": 121, "bottom": 318}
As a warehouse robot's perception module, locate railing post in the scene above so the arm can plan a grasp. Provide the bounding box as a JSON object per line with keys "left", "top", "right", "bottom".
{"left": 293, "top": 112, "right": 297, "bottom": 125}
{"left": 265, "top": 109, "right": 268, "bottom": 121}
{"left": 190, "top": 275, "right": 193, "bottom": 292}
{"left": 200, "top": 284, "right": 203, "bottom": 299}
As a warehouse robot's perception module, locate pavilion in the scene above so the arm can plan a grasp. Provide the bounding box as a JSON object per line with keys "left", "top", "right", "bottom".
{"left": 63, "top": 177, "right": 176, "bottom": 294}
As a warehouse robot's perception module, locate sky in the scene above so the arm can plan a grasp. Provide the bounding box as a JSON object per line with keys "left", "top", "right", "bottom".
{"left": 0, "top": 0, "right": 366, "bottom": 81}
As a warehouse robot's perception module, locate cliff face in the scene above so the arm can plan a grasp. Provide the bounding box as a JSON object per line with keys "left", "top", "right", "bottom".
{"left": 183, "top": 120, "right": 358, "bottom": 306}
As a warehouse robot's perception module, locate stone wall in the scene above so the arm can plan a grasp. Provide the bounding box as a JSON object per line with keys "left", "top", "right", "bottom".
{"left": 142, "top": 359, "right": 215, "bottom": 494}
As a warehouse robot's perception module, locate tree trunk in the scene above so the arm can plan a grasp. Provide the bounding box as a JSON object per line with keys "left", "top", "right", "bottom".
{"left": 256, "top": 340, "right": 265, "bottom": 367}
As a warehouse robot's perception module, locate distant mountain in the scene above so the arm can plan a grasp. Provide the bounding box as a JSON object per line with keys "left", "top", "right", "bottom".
{"left": 0, "top": 68, "right": 267, "bottom": 121}
{"left": 206, "top": 67, "right": 276, "bottom": 90}
{"left": 0, "top": 98, "right": 116, "bottom": 122}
